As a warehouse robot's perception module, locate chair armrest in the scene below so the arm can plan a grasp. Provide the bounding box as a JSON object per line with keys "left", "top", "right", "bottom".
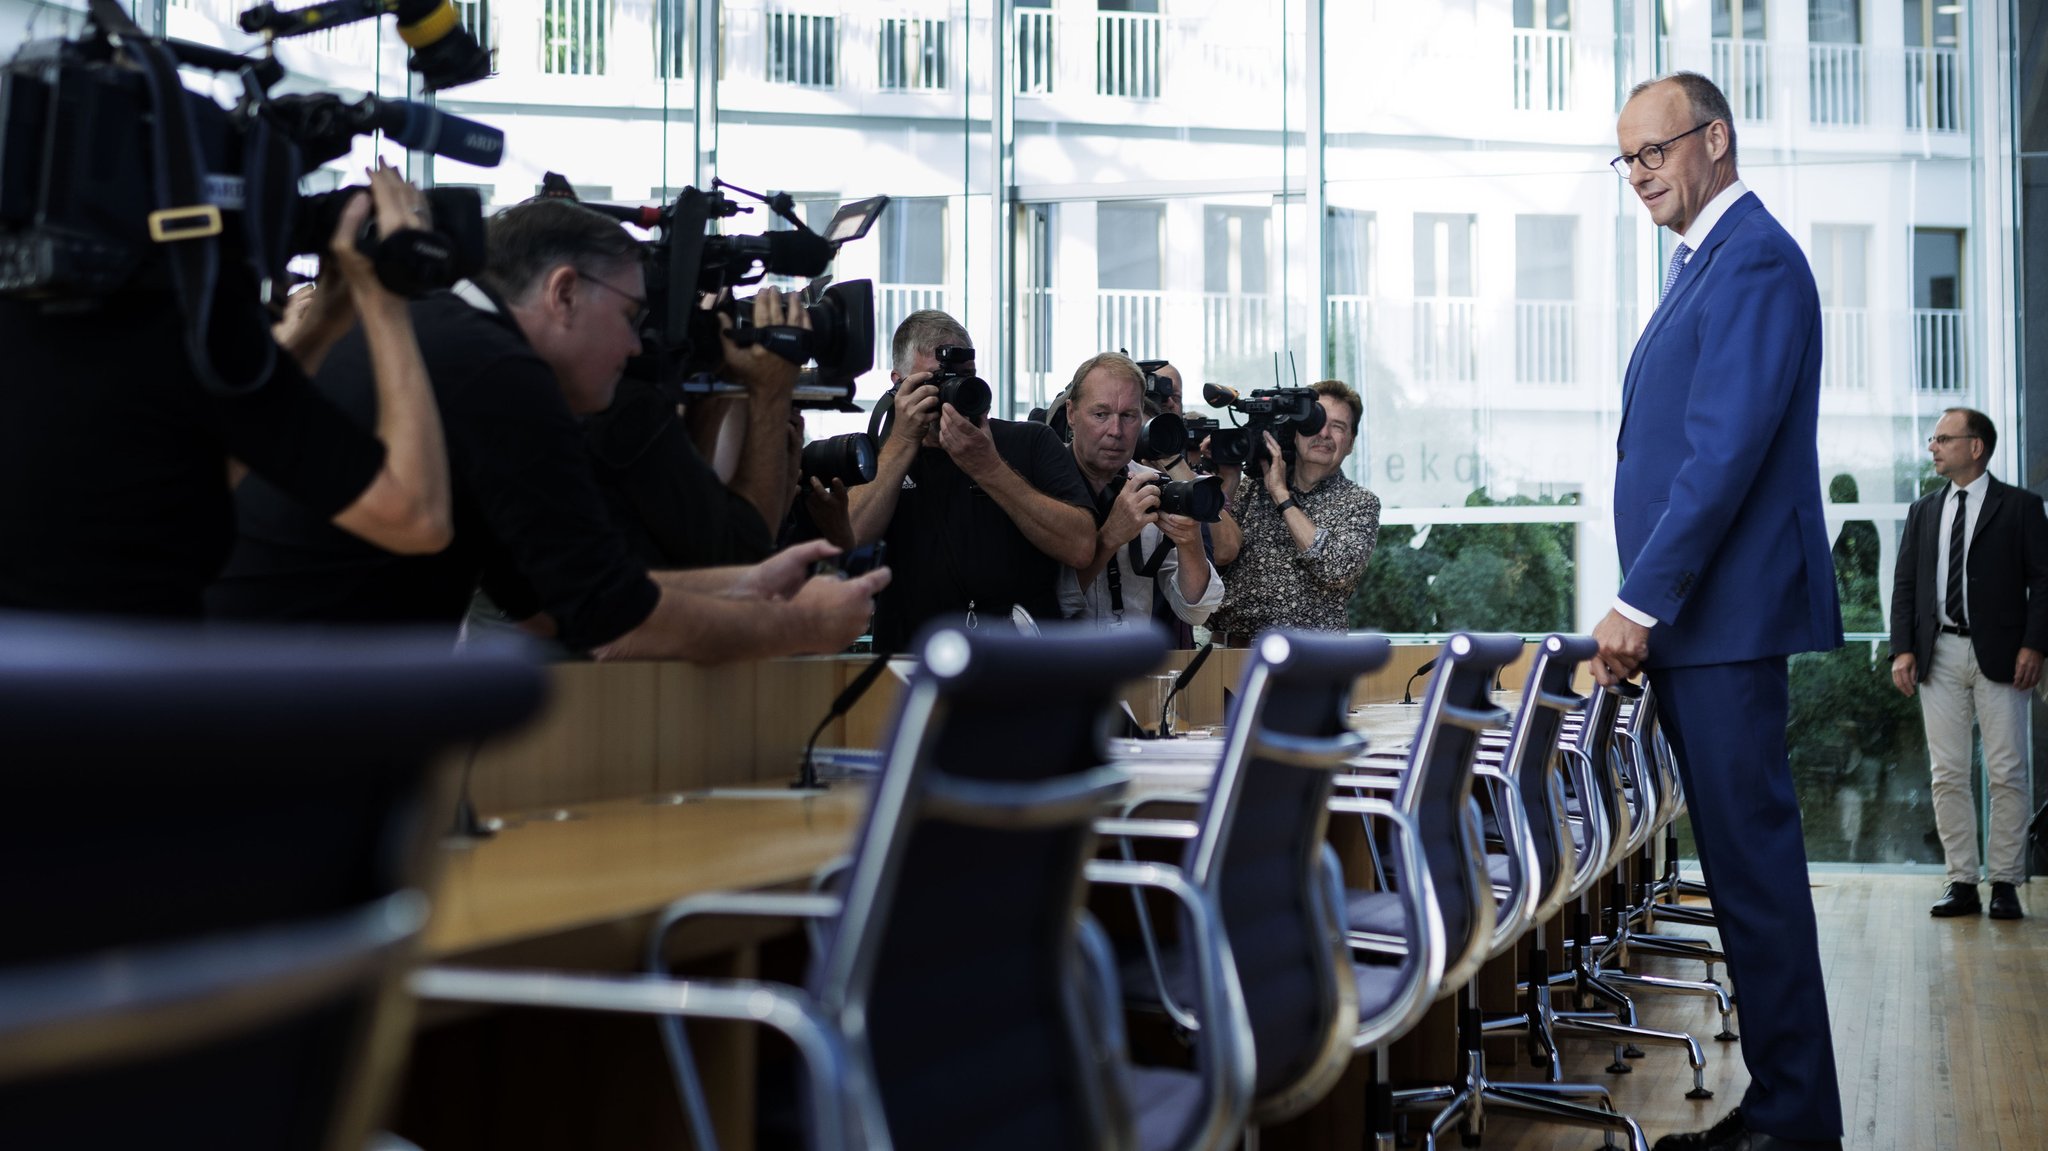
{"left": 1083, "top": 860, "right": 1254, "bottom": 1151}
{"left": 1333, "top": 772, "right": 1401, "bottom": 792}
{"left": 1324, "top": 798, "right": 1446, "bottom": 1048}
{"left": 645, "top": 892, "right": 844, "bottom": 971}
{"left": 1094, "top": 816, "right": 1201, "bottom": 841}
{"left": 411, "top": 967, "right": 873, "bottom": 1151}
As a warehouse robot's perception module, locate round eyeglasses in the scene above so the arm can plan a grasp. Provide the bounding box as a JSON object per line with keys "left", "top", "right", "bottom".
{"left": 1610, "top": 121, "right": 1713, "bottom": 178}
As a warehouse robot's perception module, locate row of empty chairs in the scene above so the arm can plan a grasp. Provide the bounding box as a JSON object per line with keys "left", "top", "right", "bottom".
{"left": 0, "top": 615, "right": 1738, "bottom": 1150}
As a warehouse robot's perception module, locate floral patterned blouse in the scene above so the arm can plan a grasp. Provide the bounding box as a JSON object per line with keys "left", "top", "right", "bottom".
{"left": 1206, "top": 471, "right": 1380, "bottom": 637}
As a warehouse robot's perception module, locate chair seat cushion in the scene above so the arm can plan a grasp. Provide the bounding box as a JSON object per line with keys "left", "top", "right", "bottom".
{"left": 1354, "top": 958, "right": 1415, "bottom": 1019}
{"left": 1130, "top": 1065, "right": 1206, "bottom": 1151}
{"left": 1345, "top": 889, "right": 1408, "bottom": 937}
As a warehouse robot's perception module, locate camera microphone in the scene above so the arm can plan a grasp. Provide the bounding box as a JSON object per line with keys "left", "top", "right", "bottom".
{"left": 1202, "top": 382, "right": 1240, "bottom": 406}
{"left": 352, "top": 95, "right": 503, "bottom": 168}
{"left": 239, "top": 0, "right": 490, "bottom": 90}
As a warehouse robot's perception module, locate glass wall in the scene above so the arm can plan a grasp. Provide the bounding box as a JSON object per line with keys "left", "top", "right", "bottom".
{"left": 1, "top": 0, "right": 2023, "bottom": 863}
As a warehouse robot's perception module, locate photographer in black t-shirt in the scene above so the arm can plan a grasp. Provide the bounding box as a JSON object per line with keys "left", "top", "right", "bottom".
{"left": 211, "top": 198, "right": 886, "bottom": 661}
{"left": 846, "top": 310, "right": 1094, "bottom": 651}
{"left": 0, "top": 162, "right": 451, "bottom": 618}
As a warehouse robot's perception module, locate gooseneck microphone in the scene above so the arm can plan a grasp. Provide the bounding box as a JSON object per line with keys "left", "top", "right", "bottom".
{"left": 1157, "top": 641, "right": 1215, "bottom": 739}
{"left": 795, "top": 652, "right": 893, "bottom": 790}
{"left": 1402, "top": 657, "right": 1438, "bottom": 705}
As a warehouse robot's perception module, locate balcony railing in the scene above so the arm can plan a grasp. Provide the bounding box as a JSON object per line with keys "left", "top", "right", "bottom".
{"left": 541, "top": 0, "right": 609, "bottom": 74}
{"left": 1511, "top": 30, "right": 1572, "bottom": 112}
{"left": 1821, "top": 307, "right": 1868, "bottom": 391}
{"left": 1710, "top": 37, "right": 1770, "bottom": 120}
{"left": 764, "top": 8, "right": 838, "bottom": 87}
{"left": 1325, "top": 295, "right": 1377, "bottom": 387}
{"left": 1809, "top": 43, "right": 1864, "bottom": 126}
{"left": 1096, "top": 11, "right": 1162, "bottom": 99}
{"left": 1905, "top": 47, "right": 1962, "bottom": 133}
{"left": 877, "top": 13, "right": 947, "bottom": 91}
{"left": 1513, "top": 300, "right": 1574, "bottom": 386}
{"left": 1015, "top": 9, "right": 1056, "bottom": 94}
{"left": 1913, "top": 308, "right": 1966, "bottom": 393}
{"left": 1097, "top": 290, "right": 1167, "bottom": 364}
{"left": 1202, "top": 292, "right": 1272, "bottom": 368}
{"left": 1414, "top": 298, "right": 1478, "bottom": 383}
{"left": 875, "top": 283, "right": 950, "bottom": 384}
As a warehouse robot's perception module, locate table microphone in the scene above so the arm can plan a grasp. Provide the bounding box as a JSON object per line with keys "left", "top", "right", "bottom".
{"left": 1157, "top": 641, "right": 1215, "bottom": 739}
{"left": 1402, "top": 657, "right": 1438, "bottom": 705}
{"left": 795, "top": 652, "right": 893, "bottom": 790}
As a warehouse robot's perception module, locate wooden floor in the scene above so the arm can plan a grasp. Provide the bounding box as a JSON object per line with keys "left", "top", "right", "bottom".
{"left": 1466, "top": 873, "right": 2047, "bottom": 1151}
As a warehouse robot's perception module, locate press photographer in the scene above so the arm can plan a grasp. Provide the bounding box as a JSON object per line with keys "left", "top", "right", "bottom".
{"left": 0, "top": 2, "right": 467, "bottom": 618}
{"left": 847, "top": 310, "right": 1093, "bottom": 651}
{"left": 1058, "top": 353, "right": 1223, "bottom": 632}
{"left": 210, "top": 197, "right": 886, "bottom": 662}
{"left": 1204, "top": 379, "right": 1380, "bottom": 641}
{"left": 567, "top": 181, "right": 885, "bottom": 569}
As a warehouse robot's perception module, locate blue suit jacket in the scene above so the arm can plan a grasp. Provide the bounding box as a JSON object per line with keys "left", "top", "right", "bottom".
{"left": 1615, "top": 192, "right": 1843, "bottom": 668}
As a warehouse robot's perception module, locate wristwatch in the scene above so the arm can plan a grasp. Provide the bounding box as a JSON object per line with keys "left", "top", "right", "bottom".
{"left": 1274, "top": 496, "right": 1299, "bottom": 515}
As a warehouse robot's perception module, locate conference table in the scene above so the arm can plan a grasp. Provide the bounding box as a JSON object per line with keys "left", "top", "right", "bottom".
{"left": 398, "top": 643, "right": 1511, "bottom": 1149}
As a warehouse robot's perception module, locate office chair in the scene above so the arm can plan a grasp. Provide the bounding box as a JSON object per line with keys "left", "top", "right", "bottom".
{"left": 1105, "top": 631, "right": 1419, "bottom": 1145}
{"left": 421, "top": 624, "right": 1221, "bottom": 1151}
{"left": 0, "top": 616, "right": 546, "bottom": 1150}
{"left": 1399, "top": 634, "right": 1650, "bottom": 1151}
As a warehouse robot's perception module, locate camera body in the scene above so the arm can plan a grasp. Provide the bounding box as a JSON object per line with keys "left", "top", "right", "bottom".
{"left": 1135, "top": 358, "right": 1178, "bottom": 410}
{"left": 1198, "top": 384, "right": 1326, "bottom": 472}
{"left": 1104, "top": 468, "right": 1225, "bottom": 525}
{"left": 930, "top": 343, "right": 992, "bottom": 426}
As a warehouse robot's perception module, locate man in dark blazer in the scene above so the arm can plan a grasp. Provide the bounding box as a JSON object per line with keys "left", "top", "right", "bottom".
{"left": 1596, "top": 73, "right": 1844, "bottom": 1151}
{"left": 1890, "top": 407, "right": 2048, "bottom": 921}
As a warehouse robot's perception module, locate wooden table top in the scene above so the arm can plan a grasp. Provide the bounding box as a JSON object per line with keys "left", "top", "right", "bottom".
{"left": 426, "top": 788, "right": 868, "bottom": 965}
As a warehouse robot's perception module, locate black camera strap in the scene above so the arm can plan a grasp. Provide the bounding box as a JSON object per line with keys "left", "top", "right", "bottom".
{"left": 94, "top": 0, "right": 277, "bottom": 397}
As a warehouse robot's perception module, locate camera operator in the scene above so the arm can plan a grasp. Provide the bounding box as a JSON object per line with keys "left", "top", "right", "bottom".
{"left": 1205, "top": 379, "right": 1380, "bottom": 641}
{"left": 1059, "top": 354, "right": 1221, "bottom": 631}
{"left": 0, "top": 161, "right": 451, "bottom": 618}
{"left": 581, "top": 286, "right": 812, "bottom": 568}
{"left": 210, "top": 197, "right": 885, "bottom": 662}
{"left": 847, "top": 309, "right": 1094, "bottom": 651}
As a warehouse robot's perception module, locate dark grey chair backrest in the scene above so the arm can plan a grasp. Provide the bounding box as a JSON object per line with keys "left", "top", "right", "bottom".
{"left": 1394, "top": 632, "right": 1524, "bottom": 998}
{"left": 818, "top": 622, "right": 1167, "bottom": 1151}
{"left": 1190, "top": 631, "right": 1386, "bottom": 1122}
{"left": 1502, "top": 634, "right": 1596, "bottom": 926}
{"left": 0, "top": 616, "right": 546, "bottom": 1150}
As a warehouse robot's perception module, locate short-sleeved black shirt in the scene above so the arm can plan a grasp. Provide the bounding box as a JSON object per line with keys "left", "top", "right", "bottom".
{"left": 0, "top": 287, "right": 386, "bottom": 618}
{"left": 208, "top": 288, "right": 660, "bottom": 650}
{"left": 870, "top": 418, "right": 1093, "bottom": 652}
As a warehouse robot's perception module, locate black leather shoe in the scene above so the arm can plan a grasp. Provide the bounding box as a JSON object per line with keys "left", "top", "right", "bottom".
{"left": 1989, "top": 882, "right": 2024, "bottom": 920}
{"left": 1930, "top": 881, "right": 1981, "bottom": 917}
{"left": 1653, "top": 1108, "right": 1747, "bottom": 1150}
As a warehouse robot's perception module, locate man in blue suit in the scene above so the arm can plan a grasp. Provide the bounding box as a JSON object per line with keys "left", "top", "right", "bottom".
{"left": 1595, "top": 73, "right": 1845, "bottom": 1151}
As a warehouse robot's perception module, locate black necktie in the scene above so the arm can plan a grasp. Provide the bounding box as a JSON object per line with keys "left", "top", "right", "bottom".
{"left": 1945, "top": 489, "right": 1968, "bottom": 627}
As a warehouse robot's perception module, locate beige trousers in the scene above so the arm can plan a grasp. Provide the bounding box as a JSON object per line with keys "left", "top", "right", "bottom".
{"left": 1921, "top": 631, "right": 2033, "bottom": 886}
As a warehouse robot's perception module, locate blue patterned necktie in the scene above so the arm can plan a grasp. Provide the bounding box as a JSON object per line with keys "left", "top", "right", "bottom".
{"left": 1661, "top": 241, "right": 1693, "bottom": 299}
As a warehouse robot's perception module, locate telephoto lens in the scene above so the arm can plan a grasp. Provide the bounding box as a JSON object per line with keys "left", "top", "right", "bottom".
{"left": 1152, "top": 474, "right": 1226, "bottom": 523}
{"left": 800, "top": 432, "right": 878, "bottom": 488}
{"left": 937, "top": 376, "right": 992, "bottom": 426}
{"left": 1136, "top": 412, "right": 1188, "bottom": 461}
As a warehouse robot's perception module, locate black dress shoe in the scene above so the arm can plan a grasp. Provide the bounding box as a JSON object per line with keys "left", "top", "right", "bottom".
{"left": 1989, "top": 882, "right": 2024, "bottom": 920}
{"left": 1653, "top": 1108, "right": 1747, "bottom": 1150}
{"left": 1931, "top": 881, "right": 1981, "bottom": 917}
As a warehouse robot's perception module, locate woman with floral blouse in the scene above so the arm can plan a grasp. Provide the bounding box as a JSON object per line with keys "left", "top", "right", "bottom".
{"left": 1205, "top": 379, "right": 1379, "bottom": 641}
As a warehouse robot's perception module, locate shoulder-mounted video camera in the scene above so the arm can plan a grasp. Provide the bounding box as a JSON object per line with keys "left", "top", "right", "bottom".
{"left": 0, "top": 0, "right": 499, "bottom": 394}
{"left": 1197, "top": 383, "right": 1325, "bottom": 472}
{"left": 563, "top": 176, "right": 887, "bottom": 413}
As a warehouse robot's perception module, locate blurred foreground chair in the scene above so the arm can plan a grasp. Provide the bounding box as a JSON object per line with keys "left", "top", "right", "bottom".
{"left": 419, "top": 624, "right": 1237, "bottom": 1151}
{"left": 0, "top": 616, "right": 546, "bottom": 1151}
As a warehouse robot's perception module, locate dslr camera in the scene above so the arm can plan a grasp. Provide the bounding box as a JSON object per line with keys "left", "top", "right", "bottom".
{"left": 1103, "top": 468, "right": 1226, "bottom": 525}
{"left": 0, "top": 0, "right": 500, "bottom": 394}
{"left": 929, "top": 344, "right": 991, "bottom": 426}
{"left": 1197, "top": 383, "right": 1326, "bottom": 471}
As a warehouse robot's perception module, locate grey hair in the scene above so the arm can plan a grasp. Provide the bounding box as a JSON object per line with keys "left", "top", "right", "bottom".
{"left": 890, "top": 309, "right": 972, "bottom": 377}
{"left": 1629, "top": 71, "right": 1738, "bottom": 164}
